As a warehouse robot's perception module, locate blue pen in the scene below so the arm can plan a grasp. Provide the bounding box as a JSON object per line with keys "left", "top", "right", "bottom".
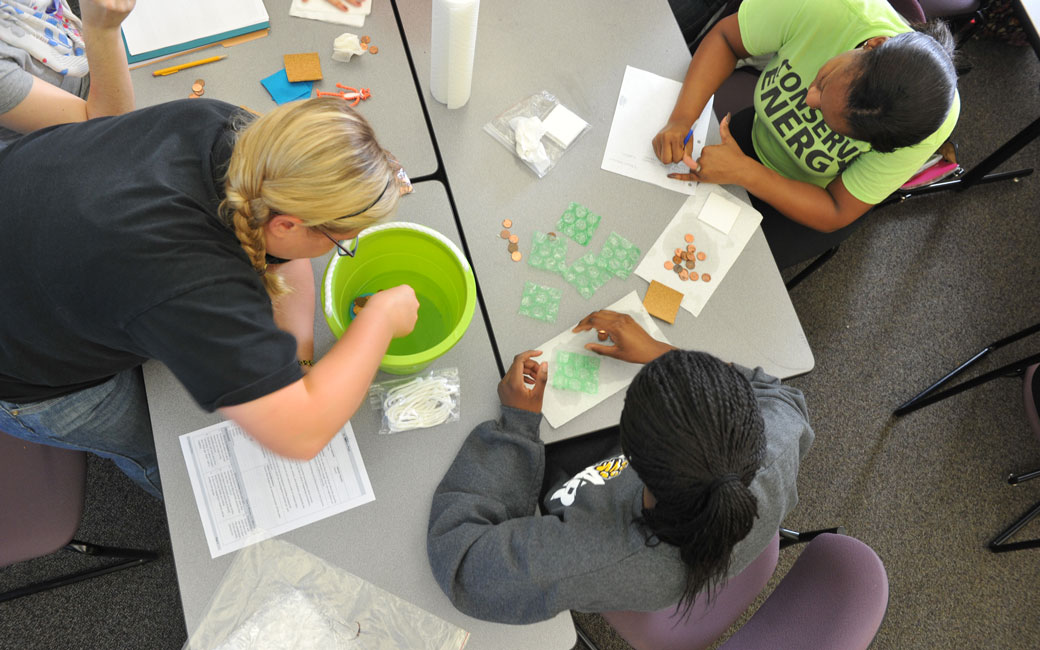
{"left": 682, "top": 126, "right": 694, "bottom": 148}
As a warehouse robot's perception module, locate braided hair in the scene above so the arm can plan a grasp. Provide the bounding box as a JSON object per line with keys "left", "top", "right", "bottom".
{"left": 220, "top": 97, "right": 399, "bottom": 298}
{"left": 619, "top": 350, "right": 766, "bottom": 616}
{"left": 845, "top": 21, "right": 957, "bottom": 153}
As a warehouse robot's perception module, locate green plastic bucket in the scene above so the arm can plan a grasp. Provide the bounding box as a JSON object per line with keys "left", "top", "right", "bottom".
{"left": 322, "top": 222, "right": 477, "bottom": 375}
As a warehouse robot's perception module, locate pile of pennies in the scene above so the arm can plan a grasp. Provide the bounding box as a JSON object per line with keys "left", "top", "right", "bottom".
{"left": 499, "top": 219, "right": 522, "bottom": 262}
{"left": 361, "top": 35, "right": 378, "bottom": 55}
{"left": 663, "top": 233, "right": 711, "bottom": 282}
{"left": 188, "top": 78, "right": 205, "bottom": 99}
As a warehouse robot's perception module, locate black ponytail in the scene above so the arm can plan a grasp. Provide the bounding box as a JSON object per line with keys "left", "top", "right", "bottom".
{"left": 619, "top": 350, "right": 766, "bottom": 617}
{"left": 845, "top": 21, "right": 958, "bottom": 153}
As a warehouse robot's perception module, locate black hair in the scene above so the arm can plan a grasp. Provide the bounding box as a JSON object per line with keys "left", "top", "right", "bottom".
{"left": 619, "top": 350, "right": 766, "bottom": 617}
{"left": 845, "top": 21, "right": 957, "bottom": 153}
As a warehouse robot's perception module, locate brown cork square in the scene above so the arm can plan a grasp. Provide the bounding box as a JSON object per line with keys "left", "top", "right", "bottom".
{"left": 643, "top": 280, "right": 683, "bottom": 324}
{"left": 283, "top": 52, "right": 323, "bottom": 82}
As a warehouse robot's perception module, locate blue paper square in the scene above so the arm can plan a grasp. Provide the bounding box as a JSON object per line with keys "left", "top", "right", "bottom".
{"left": 261, "top": 69, "right": 313, "bottom": 105}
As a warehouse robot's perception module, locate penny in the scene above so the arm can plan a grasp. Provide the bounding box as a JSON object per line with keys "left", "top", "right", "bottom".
{"left": 511, "top": 251, "right": 523, "bottom": 262}
{"left": 194, "top": 78, "right": 205, "bottom": 87}
{"left": 188, "top": 93, "right": 200, "bottom": 99}
{"left": 507, "top": 242, "right": 519, "bottom": 253}
{"left": 368, "top": 45, "right": 379, "bottom": 54}
{"left": 684, "top": 233, "right": 694, "bottom": 243}
{"left": 672, "top": 254, "right": 682, "bottom": 265}
{"left": 689, "top": 272, "right": 699, "bottom": 281}
{"left": 597, "top": 330, "right": 609, "bottom": 342}
{"left": 664, "top": 260, "right": 674, "bottom": 270}
{"left": 680, "top": 251, "right": 688, "bottom": 261}
{"left": 192, "top": 82, "right": 203, "bottom": 93}
{"left": 361, "top": 35, "right": 371, "bottom": 44}
{"left": 702, "top": 273, "right": 711, "bottom": 282}
{"left": 547, "top": 232, "right": 557, "bottom": 238}
{"left": 499, "top": 229, "right": 510, "bottom": 239}
{"left": 674, "top": 264, "right": 683, "bottom": 275}
{"left": 686, "top": 244, "right": 696, "bottom": 254}
{"left": 508, "top": 234, "right": 519, "bottom": 244}
{"left": 685, "top": 260, "right": 695, "bottom": 269}
{"left": 696, "top": 251, "right": 706, "bottom": 261}
{"left": 678, "top": 269, "right": 689, "bottom": 281}
{"left": 502, "top": 219, "right": 512, "bottom": 228}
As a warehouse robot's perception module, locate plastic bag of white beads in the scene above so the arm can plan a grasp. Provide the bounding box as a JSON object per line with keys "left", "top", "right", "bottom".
{"left": 367, "top": 367, "right": 460, "bottom": 434}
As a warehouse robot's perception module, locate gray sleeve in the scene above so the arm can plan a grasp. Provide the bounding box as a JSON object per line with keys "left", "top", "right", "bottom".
{"left": 427, "top": 407, "right": 565, "bottom": 623}
{"left": 0, "top": 54, "right": 33, "bottom": 114}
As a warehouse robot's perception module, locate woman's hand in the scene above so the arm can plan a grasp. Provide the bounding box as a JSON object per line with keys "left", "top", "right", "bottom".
{"left": 498, "top": 350, "right": 547, "bottom": 413}
{"left": 668, "top": 113, "right": 753, "bottom": 185}
{"left": 652, "top": 117, "right": 694, "bottom": 165}
{"left": 364, "top": 284, "right": 419, "bottom": 338}
{"left": 572, "top": 311, "right": 675, "bottom": 365}
{"left": 79, "top": 0, "right": 136, "bottom": 32}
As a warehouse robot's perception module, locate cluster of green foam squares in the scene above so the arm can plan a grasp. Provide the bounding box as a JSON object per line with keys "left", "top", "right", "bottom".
{"left": 552, "top": 350, "right": 601, "bottom": 394}
{"left": 517, "top": 281, "right": 562, "bottom": 323}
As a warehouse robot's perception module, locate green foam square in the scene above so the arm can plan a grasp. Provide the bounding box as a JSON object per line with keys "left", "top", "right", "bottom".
{"left": 552, "top": 350, "right": 601, "bottom": 394}
{"left": 563, "top": 252, "right": 610, "bottom": 299}
{"left": 556, "top": 202, "right": 601, "bottom": 246}
{"left": 527, "top": 231, "right": 569, "bottom": 275}
{"left": 596, "top": 231, "right": 641, "bottom": 279}
{"left": 517, "top": 281, "right": 562, "bottom": 323}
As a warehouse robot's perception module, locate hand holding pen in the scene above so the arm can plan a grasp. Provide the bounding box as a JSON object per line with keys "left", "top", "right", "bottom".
{"left": 651, "top": 117, "right": 695, "bottom": 165}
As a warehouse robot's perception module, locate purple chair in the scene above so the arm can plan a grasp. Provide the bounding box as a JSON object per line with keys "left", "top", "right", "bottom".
{"left": 0, "top": 433, "right": 158, "bottom": 603}
{"left": 595, "top": 533, "right": 781, "bottom": 650}
{"left": 989, "top": 362, "right": 1040, "bottom": 552}
{"left": 719, "top": 533, "right": 889, "bottom": 650}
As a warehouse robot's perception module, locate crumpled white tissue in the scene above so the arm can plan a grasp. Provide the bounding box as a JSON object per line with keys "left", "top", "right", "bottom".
{"left": 332, "top": 33, "right": 367, "bottom": 62}
{"left": 509, "top": 116, "right": 551, "bottom": 175}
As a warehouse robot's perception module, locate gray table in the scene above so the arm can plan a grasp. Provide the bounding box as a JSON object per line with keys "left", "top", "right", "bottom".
{"left": 144, "top": 181, "right": 575, "bottom": 649}
{"left": 130, "top": 0, "right": 438, "bottom": 178}
{"left": 397, "top": 0, "right": 814, "bottom": 442}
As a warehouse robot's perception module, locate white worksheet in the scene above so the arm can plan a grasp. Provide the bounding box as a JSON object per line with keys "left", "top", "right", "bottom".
{"left": 634, "top": 184, "right": 762, "bottom": 317}
{"left": 180, "top": 421, "right": 374, "bottom": 558}
{"left": 602, "top": 65, "right": 714, "bottom": 196}
{"left": 538, "top": 291, "right": 671, "bottom": 429}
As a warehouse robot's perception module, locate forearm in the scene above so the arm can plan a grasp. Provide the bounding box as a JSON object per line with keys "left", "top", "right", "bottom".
{"left": 670, "top": 17, "right": 744, "bottom": 126}
{"left": 739, "top": 161, "right": 858, "bottom": 232}
{"left": 220, "top": 306, "right": 395, "bottom": 459}
{"left": 270, "top": 260, "right": 315, "bottom": 363}
{"left": 82, "top": 25, "right": 134, "bottom": 118}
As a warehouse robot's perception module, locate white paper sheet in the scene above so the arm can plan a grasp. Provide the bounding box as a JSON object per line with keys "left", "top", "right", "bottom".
{"left": 601, "top": 65, "right": 714, "bottom": 196}
{"left": 121, "top": 0, "right": 269, "bottom": 58}
{"left": 180, "top": 420, "right": 374, "bottom": 558}
{"left": 289, "top": 0, "right": 372, "bottom": 28}
{"left": 635, "top": 184, "right": 761, "bottom": 318}
{"left": 539, "top": 291, "right": 670, "bottom": 429}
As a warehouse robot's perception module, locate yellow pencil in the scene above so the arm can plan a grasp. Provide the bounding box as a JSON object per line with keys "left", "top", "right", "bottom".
{"left": 152, "top": 55, "right": 227, "bottom": 77}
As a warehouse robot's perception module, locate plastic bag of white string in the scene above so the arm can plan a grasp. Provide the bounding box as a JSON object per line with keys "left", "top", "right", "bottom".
{"left": 182, "top": 538, "right": 469, "bottom": 650}
{"left": 367, "top": 367, "right": 461, "bottom": 434}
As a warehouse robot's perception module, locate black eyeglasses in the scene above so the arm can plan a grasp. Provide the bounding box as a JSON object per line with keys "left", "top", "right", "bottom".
{"left": 320, "top": 230, "right": 360, "bottom": 258}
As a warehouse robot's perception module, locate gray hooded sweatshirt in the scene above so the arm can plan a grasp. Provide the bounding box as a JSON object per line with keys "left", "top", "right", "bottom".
{"left": 427, "top": 364, "right": 813, "bottom": 624}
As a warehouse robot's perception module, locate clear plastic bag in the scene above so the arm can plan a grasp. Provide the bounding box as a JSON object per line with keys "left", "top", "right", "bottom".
{"left": 367, "top": 367, "right": 460, "bottom": 434}
{"left": 484, "top": 90, "right": 590, "bottom": 178}
{"left": 183, "top": 538, "right": 469, "bottom": 650}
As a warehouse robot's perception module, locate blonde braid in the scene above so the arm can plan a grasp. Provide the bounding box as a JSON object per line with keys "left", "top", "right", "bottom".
{"left": 224, "top": 188, "right": 290, "bottom": 297}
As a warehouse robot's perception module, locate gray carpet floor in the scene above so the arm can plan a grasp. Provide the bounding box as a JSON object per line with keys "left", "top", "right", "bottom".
{"left": 1, "top": 26, "right": 1038, "bottom": 650}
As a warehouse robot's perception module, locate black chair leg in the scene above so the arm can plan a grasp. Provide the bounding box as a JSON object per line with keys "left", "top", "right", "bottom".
{"left": 989, "top": 501, "right": 1040, "bottom": 553}
{"left": 1010, "top": 468, "right": 1040, "bottom": 486}
{"left": 785, "top": 246, "right": 840, "bottom": 291}
{"left": 894, "top": 322, "right": 1040, "bottom": 416}
{"left": 0, "top": 540, "right": 158, "bottom": 603}
{"left": 779, "top": 525, "right": 846, "bottom": 550}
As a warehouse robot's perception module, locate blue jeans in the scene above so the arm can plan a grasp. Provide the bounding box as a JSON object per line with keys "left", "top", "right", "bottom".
{"left": 0, "top": 367, "right": 162, "bottom": 499}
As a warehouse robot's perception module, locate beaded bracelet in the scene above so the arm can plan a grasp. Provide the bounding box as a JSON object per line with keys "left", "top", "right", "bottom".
{"left": 299, "top": 359, "right": 314, "bottom": 367}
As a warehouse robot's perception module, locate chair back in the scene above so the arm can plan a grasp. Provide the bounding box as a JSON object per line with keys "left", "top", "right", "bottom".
{"left": 600, "top": 532, "right": 780, "bottom": 650}
{"left": 0, "top": 433, "right": 86, "bottom": 567}
{"left": 720, "top": 533, "right": 888, "bottom": 650}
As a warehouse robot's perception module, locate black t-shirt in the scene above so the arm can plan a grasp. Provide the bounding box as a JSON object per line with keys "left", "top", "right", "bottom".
{"left": 0, "top": 99, "right": 302, "bottom": 410}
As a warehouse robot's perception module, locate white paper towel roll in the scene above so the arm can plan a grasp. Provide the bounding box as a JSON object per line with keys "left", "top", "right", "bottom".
{"left": 430, "top": 0, "right": 480, "bottom": 109}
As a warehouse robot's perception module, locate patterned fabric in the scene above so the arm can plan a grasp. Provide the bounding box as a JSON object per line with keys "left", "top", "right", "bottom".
{"left": 0, "top": 0, "right": 87, "bottom": 77}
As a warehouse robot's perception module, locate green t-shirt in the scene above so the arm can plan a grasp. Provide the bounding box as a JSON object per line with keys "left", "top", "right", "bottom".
{"left": 738, "top": 0, "right": 959, "bottom": 204}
